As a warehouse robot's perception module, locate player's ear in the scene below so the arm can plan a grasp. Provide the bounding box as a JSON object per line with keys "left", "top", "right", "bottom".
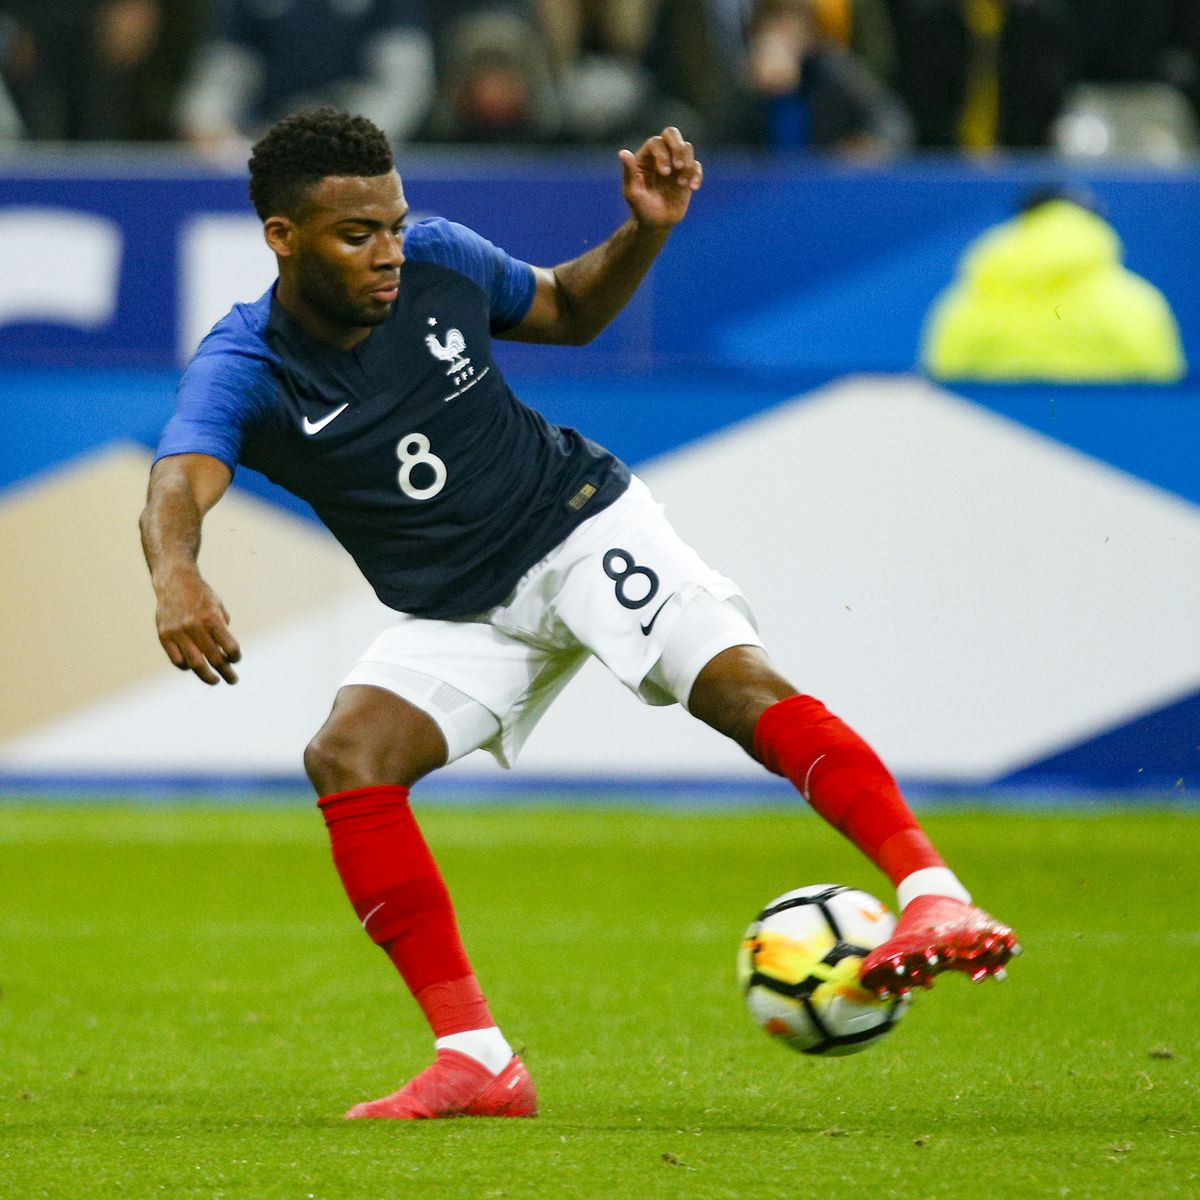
{"left": 263, "top": 215, "right": 297, "bottom": 259}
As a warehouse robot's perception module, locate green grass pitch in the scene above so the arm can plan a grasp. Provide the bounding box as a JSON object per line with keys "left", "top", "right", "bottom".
{"left": 0, "top": 801, "right": 1196, "bottom": 1199}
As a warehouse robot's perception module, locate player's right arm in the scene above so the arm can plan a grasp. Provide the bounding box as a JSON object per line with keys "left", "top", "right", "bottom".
{"left": 139, "top": 453, "right": 241, "bottom": 685}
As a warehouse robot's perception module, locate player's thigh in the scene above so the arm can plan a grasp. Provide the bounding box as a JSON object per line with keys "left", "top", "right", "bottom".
{"left": 339, "top": 612, "right": 556, "bottom": 768}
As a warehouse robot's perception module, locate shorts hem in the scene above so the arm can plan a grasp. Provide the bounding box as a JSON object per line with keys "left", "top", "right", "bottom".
{"left": 340, "top": 662, "right": 502, "bottom": 765}
{"left": 670, "top": 632, "right": 766, "bottom": 710}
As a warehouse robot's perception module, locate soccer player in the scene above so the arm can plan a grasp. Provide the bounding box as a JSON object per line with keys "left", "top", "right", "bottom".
{"left": 140, "top": 108, "right": 1018, "bottom": 1121}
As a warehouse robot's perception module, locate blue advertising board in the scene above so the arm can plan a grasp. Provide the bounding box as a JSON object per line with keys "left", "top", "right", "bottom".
{"left": 2, "top": 151, "right": 1196, "bottom": 376}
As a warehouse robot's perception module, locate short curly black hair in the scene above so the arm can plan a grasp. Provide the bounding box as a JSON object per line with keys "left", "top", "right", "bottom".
{"left": 247, "top": 108, "right": 395, "bottom": 220}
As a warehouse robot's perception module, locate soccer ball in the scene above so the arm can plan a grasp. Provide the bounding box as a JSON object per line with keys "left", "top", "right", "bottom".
{"left": 737, "top": 884, "right": 909, "bottom": 1056}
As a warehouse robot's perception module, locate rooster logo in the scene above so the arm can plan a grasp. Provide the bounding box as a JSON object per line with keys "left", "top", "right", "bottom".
{"left": 424, "top": 326, "right": 471, "bottom": 376}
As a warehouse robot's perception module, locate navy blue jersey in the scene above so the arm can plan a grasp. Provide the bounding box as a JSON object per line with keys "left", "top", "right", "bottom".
{"left": 155, "top": 217, "right": 630, "bottom": 618}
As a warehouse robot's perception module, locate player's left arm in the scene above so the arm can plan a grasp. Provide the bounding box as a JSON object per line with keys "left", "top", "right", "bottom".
{"left": 503, "top": 127, "right": 702, "bottom": 346}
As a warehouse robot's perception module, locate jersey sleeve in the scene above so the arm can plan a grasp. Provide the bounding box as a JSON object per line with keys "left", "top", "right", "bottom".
{"left": 154, "top": 346, "right": 277, "bottom": 474}
{"left": 410, "top": 218, "right": 536, "bottom": 332}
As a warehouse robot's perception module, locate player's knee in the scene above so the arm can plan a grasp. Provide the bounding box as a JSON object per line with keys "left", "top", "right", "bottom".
{"left": 304, "top": 728, "right": 353, "bottom": 795}
{"left": 304, "top": 724, "right": 429, "bottom": 794}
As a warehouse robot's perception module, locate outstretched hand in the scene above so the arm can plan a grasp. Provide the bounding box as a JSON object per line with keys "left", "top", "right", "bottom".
{"left": 154, "top": 571, "right": 241, "bottom": 685}
{"left": 619, "top": 127, "right": 703, "bottom": 230}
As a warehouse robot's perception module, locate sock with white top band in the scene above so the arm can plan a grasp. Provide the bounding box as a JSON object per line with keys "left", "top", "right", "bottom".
{"left": 896, "top": 867, "right": 972, "bottom": 911}
{"left": 435, "top": 1027, "right": 514, "bottom": 1075}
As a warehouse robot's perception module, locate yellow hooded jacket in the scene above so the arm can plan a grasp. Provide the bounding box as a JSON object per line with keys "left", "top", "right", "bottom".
{"left": 921, "top": 200, "right": 1186, "bottom": 382}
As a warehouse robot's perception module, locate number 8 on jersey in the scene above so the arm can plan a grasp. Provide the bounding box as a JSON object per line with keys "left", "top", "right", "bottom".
{"left": 396, "top": 432, "right": 448, "bottom": 500}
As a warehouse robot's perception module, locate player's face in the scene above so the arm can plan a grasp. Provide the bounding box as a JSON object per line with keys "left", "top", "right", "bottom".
{"left": 288, "top": 170, "right": 408, "bottom": 339}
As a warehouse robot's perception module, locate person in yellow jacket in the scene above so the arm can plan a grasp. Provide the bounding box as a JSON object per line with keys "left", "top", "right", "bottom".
{"left": 921, "top": 187, "right": 1187, "bottom": 382}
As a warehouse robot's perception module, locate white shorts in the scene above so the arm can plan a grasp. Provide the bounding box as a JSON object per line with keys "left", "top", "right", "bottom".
{"left": 342, "top": 475, "right": 762, "bottom": 767}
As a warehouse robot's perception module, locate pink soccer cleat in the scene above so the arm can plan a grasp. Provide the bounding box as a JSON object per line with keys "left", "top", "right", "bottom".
{"left": 860, "top": 895, "right": 1021, "bottom": 997}
{"left": 344, "top": 1049, "right": 538, "bottom": 1120}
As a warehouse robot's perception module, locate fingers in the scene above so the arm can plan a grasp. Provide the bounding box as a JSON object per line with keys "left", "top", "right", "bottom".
{"left": 177, "top": 637, "right": 222, "bottom": 686}
{"left": 158, "top": 609, "right": 241, "bottom": 685}
{"left": 660, "top": 126, "right": 694, "bottom": 175}
{"left": 211, "top": 616, "right": 242, "bottom": 668}
{"left": 162, "top": 629, "right": 240, "bottom": 686}
{"left": 634, "top": 128, "right": 703, "bottom": 191}
{"left": 618, "top": 146, "right": 639, "bottom": 188}
{"left": 641, "top": 130, "right": 674, "bottom": 176}
{"left": 196, "top": 625, "right": 241, "bottom": 685}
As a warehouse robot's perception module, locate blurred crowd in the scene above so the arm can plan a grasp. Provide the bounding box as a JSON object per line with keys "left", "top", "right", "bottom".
{"left": 1, "top": 1, "right": 1199, "bottom": 160}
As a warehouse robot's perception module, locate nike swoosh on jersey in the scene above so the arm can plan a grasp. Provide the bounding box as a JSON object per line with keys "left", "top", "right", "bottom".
{"left": 640, "top": 592, "right": 675, "bottom": 636}
{"left": 302, "top": 402, "right": 350, "bottom": 435}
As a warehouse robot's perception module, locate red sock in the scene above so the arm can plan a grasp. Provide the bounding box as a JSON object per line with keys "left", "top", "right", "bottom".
{"left": 317, "top": 784, "right": 493, "bottom": 1038}
{"left": 752, "top": 695, "right": 944, "bottom": 886}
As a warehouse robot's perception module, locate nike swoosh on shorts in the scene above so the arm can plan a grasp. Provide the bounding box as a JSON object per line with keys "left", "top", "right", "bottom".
{"left": 640, "top": 593, "right": 674, "bottom": 636}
